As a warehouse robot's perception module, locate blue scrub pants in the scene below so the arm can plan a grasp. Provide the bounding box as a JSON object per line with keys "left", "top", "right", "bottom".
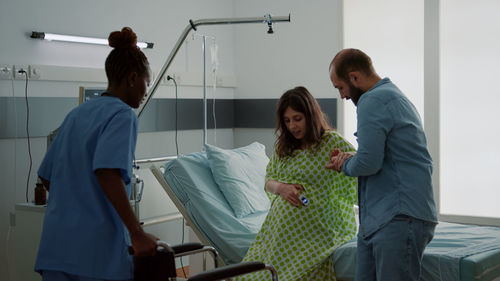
{"left": 42, "top": 270, "right": 132, "bottom": 281}
{"left": 355, "top": 215, "right": 436, "bottom": 281}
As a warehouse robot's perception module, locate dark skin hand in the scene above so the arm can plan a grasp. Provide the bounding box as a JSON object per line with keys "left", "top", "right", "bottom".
{"left": 39, "top": 177, "right": 50, "bottom": 192}
{"left": 39, "top": 170, "right": 159, "bottom": 257}
{"left": 95, "top": 168, "right": 158, "bottom": 257}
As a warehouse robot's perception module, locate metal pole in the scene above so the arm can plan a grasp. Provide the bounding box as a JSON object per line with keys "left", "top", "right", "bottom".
{"left": 202, "top": 35, "right": 207, "bottom": 146}
{"left": 134, "top": 155, "right": 177, "bottom": 164}
{"left": 136, "top": 14, "right": 291, "bottom": 117}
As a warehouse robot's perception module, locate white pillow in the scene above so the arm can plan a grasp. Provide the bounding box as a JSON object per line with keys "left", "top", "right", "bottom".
{"left": 205, "top": 142, "right": 270, "bottom": 218}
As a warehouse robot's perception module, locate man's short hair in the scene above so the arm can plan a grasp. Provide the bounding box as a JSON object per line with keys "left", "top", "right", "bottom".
{"left": 331, "top": 48, "right": 375, "bottom": 81}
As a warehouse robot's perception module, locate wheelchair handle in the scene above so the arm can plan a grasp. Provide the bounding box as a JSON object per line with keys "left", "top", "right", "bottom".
{"left": 128, "top": 240, "right": 174, "bottom": 255}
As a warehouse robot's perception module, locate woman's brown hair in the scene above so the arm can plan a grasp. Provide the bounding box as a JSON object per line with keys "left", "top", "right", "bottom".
{"left": 275, "top": 86, "right": 332, "bottom": 158}
{"left": 105, "top": 27, "right": 149, "bottom": 86}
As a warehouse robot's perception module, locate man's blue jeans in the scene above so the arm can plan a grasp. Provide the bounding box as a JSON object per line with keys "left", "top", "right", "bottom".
{"left": 355, "top": 215, "right": 436, "bottom": 281}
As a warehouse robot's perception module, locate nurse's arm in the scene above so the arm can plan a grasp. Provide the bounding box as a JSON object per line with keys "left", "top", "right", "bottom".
{"left": 95, "top": 168, "right": 158, "bottom": 256}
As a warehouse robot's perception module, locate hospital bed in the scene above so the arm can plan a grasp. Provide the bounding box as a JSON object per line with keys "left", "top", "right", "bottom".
{"left": 333, "top": 222, "right": 500, "bottom": 281}
{"left": 149, "top": 149, "right": 500, "bottom": 281}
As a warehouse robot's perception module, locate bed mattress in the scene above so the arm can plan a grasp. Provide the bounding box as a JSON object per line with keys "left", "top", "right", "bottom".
{"left": 163, "top": 152, "right": 268, "bottom": 265}
{"left": 333, "top": 221, "right": 500, "bottom": 281}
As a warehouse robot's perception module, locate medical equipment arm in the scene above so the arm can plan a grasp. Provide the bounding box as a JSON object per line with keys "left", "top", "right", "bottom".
{"left": 137, "top": 14, "right": 291, "bottom": 117}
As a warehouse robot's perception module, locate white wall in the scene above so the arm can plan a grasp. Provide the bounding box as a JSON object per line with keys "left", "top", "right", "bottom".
{"left": 343, "top": 0, "right": 425, "bottom": 147}
{"left": 343, "top": 0, "right": 500, "bottom": 226}
{"left": 0, "top": 0, "right": 237, "bottom": 74}
{"left": 440, "top": 0, "right": 500, "bottom": 219}
{"left": 232, "top": 0, "right": 344, "bottom": 150}
{"left": 233, "top": 0, "right": 343, "bottom": 99}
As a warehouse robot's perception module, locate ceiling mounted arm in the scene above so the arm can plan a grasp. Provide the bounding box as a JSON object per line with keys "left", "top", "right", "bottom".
{"left": 137, "top": 14, "right": 291, "bottom": 117}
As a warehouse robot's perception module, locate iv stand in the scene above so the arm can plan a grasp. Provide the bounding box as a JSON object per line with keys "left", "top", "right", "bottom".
{"left": 136, "top": 14, "right": 291, "bottom": 118}
{"left": 131, "top": 14, "right": 290, "bottom": 220}
{"left": 202, "top": 35, "right": 207, "bottom": 146}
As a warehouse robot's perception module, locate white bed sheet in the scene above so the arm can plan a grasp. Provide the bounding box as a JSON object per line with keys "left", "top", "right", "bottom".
{"left": 163, "top": 151, "right": 268, "bottom": 264}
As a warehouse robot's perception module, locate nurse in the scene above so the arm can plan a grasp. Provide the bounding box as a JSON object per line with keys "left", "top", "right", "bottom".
{"left": 35, "top": 27, "right": 158, "bottom": 281}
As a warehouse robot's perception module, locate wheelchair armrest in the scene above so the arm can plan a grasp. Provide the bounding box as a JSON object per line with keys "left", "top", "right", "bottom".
{"left": 188, "top": 261, "right": 278, "bottom": 281}
{"left": 170, "top": 242, "right": 219, "bottom": 268}
{"left": 171, "top": 242, "right": 204, "bottom": 254}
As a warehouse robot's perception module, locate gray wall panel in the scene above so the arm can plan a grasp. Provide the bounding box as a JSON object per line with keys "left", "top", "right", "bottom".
{"left": 234, "top": 99, "right": 278, "bottom": 128}
{"left": 0, "top": 97, "right": 77, "bottom": 138}
{"left": 234, "top": 98, "right": 337, "bottom": 129}
{"left": 1, "top": 97, "right": 337, "bottom": 138}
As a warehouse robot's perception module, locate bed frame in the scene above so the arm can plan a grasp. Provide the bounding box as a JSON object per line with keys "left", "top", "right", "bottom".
{"left": 150, "top": 164, "right": 228, "bottom": 268}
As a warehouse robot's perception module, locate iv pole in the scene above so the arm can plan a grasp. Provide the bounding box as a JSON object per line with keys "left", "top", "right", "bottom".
{"left": 202, "top": 35, "right": 207, "bottom": 146}
{"left": 132, "top": 14, "right": 290, "bottom": 221}
{"left": 136, "top": 14, "right": 291, "bottom": 118}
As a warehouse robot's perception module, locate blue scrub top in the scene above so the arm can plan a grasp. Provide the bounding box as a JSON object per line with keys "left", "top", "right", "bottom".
{"left": 36, "top": 95, "right": 137, "bottom": 279}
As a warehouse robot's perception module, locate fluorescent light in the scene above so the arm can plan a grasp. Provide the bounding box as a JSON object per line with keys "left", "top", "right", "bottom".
{"left": 30, "top": 31, "right": 153, "bottom": 49}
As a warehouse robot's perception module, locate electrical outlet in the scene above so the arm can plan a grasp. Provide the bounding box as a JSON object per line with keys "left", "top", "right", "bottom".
{"left": 14, "top": 65, "right": 29, "bottom": 80}
{"left": 0, "top": 64, "right": 13, "bottom": 79}
{"left": 29, "top": 65, "right": 41, "bottom": 79}
{"left": 163, "top": 74, "right": 181, "bottom": 85}
{"left": 170, "top": 74, "right": 181, "bottom": 84}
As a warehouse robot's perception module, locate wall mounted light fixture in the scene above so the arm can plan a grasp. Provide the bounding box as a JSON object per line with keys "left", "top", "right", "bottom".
{"left": 30, "top": 31, "right": 154, "bottom": 49}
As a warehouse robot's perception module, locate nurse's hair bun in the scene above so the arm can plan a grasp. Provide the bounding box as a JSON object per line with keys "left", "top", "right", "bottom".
{"left": 108, "top": 27, "right": 138, "bottom": 49}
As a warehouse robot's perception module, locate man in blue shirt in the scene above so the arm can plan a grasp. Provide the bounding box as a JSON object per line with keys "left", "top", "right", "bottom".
{"left": 326, "top": 48, "right": 437, "bottom": 281}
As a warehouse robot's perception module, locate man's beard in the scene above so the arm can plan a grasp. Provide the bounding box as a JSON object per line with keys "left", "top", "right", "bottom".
{"left": 348, "top": 81, "right": 365, "bottom": 106}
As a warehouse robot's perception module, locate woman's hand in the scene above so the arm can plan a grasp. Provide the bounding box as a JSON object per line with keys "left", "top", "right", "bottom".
{"left": 277, "top": 183, "right": 305, "bottom": 207}
{"left": 266, "top": 180, "right": 304, "bottom": 207}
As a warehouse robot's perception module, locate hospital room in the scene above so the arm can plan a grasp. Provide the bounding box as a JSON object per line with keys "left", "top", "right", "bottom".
{"left": 1, "top": 0, "right": 499, "bottom": 280}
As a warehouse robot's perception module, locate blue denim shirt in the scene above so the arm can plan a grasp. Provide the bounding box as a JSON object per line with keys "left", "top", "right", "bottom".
{"left": 342, "top": 78, "right": 438, "bottom": 239}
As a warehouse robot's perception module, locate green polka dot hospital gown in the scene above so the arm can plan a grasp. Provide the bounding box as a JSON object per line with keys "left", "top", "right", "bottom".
{"left": 238, "top": 131, "right": 358, "bottom": 281}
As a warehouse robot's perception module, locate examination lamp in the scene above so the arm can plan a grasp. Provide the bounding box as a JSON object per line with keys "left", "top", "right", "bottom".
{"left": 30, "top": 31, "right": 154, "bottom": 49}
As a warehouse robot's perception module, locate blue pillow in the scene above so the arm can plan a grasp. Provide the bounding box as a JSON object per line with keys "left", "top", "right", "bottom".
{"left": 205, "top": 142, "right": 270, "bottom": 218}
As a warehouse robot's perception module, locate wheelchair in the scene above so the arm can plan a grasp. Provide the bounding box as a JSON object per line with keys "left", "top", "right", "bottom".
{"left": 133, "top": 241, "right": 278, "bottom": 281}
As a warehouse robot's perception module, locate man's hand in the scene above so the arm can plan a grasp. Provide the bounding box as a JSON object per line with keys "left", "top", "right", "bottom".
{"left": 325, "top": 149, "right": 354, "bottom": 171}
